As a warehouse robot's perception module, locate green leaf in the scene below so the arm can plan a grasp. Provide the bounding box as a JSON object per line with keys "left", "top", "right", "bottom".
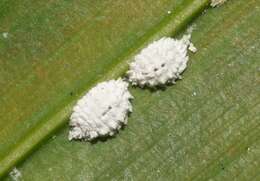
{"left": 1, "top": 0, "right": 260, "bottom": 180}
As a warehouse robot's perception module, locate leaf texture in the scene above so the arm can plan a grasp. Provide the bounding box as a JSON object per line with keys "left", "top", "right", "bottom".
{"left": 1, "top": 0, "right": 260, "bottom": 180}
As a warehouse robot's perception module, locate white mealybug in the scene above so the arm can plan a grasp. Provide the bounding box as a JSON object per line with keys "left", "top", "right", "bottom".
{"left": 127, "top": 35, "right": 194, "bottom": 87}
{"left": 69, "top": 79, "right": 133, "bottom": 141}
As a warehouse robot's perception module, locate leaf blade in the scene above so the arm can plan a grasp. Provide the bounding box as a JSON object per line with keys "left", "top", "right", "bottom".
{"left": 0, "top": 0, "right": 210, "bottom": 178}
{"left": 4, "top": 0, "right": 259, "bottom": 180}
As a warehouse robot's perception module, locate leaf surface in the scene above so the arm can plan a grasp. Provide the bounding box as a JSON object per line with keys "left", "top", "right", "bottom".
{"left": 1, "top": 0, "right": 260, "bottom": 180}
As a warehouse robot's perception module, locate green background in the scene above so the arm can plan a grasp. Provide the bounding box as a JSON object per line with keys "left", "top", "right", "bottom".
{"left": 0, "top": 0, "right": 259, "bottom": 180}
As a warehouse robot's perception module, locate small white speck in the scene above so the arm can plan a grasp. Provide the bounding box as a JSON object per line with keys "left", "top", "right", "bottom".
{"left": 2, "top": 32, "right": 8, "bottom": 38}
{"left": 188, "top": 42, "right": 197, "bottom": 53}
{"left": 192, "top": 92, "right": 197, "bottom": 96}
{"left": 185, "top": 26, "right": 197, "bottom": 53}
{"left": 167, "top": 11, "right": 172, "bottom": 14}
{"left": 210, "top": 0, "right": 227, "bottom": 7}
{"left": 228, "top": 62, "right": 234, "bottom": 67}
{"left": 9, "top": 167, "right": 22, "bottom": 181}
